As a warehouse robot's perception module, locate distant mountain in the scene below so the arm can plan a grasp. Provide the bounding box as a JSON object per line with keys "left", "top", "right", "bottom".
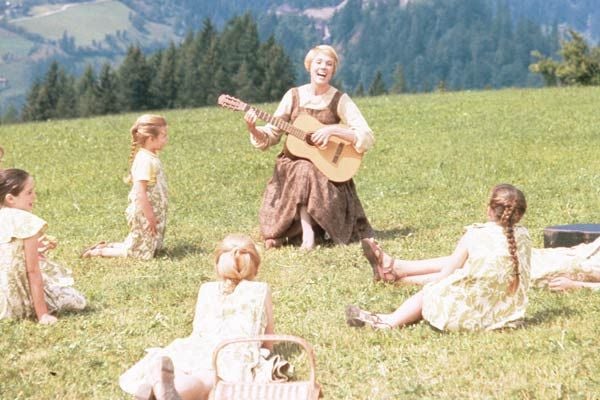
{"left": 0, "top": 0, "right": 597, "bottom": 114}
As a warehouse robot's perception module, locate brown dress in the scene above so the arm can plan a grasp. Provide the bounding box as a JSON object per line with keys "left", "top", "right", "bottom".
{"left": 259, "top": 88, "right": 374, "bottom": 245}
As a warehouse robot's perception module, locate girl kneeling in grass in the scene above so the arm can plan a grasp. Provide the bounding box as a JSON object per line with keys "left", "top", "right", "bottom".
{"left": 81, "top": 114, "right": 169, "bottom": 260}
{"left": 0, "top": 147, "right": 86, "bottom": 324}
{"left": 347, "top": 183, "right": 531, "bottom": 331}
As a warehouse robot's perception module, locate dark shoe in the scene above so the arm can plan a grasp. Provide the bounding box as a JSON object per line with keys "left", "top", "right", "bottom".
{"left": 345, "top": 305, "right": 393, "bottom": 330}
{"left": 361, "top": 239, "right": 399, "bottom": 282}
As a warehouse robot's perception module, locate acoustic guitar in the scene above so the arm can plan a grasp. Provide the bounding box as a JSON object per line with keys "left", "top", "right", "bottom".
{"left": 218, "top": 94, "right": 363, "bottom": 182}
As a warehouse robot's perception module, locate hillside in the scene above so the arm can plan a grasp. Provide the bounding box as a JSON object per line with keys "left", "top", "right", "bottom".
{"left": 0, "top": 0, "right": 598, "bottom": 114}
{"left": 0, "top": 0, "right": 180, "bottom": 112}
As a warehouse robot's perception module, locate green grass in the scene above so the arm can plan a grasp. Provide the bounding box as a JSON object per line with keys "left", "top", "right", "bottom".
{"left": 1, "top": 87, "right": 600, "bottom": 399}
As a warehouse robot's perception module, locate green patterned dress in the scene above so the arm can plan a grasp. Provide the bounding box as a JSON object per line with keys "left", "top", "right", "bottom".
{"left": 530, "top": 236, "right": 600, "bottom": 290}
{"left": 0, "top": 207, "right": 86, "bottom": 320}
{"left": 422, "top": 222, "right": 532, "bottom": 331}
{"left": 124, "top": 148, "right": 168, "bottom": 260}
{"left": 119, "top": 280, "right": 274, "bottom": 395}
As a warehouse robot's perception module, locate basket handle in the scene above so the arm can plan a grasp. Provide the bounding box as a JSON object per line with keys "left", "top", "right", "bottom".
{"left": 211, "top": 334, "right": 317, "bottom": 385}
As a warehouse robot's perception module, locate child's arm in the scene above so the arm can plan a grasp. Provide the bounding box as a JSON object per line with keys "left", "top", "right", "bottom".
{"left": 549, "top": 276, "right": 600, "bottom": 291}
{"left": 134, "top": 180, "right": 157, "bottom": 235}
{"left": 23, "top": 234, "right": 57, "bottom": 324}
{"left": 430, "top": 234, "right": 469, "bottom": 283}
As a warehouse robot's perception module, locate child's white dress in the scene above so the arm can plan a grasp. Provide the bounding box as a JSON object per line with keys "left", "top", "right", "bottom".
{"left": 120, "top": 280, "right": 277, "bottom": 395}
{"left": 422, "top": 222, "right": 532, "bottom": 331}
{"left": 124, "top": 148, "right": 168, "bottom": 259}
{"left": 0, "top": 207, "right": 86, "bottom": 320}
{"left": 530, "top": 236, "right": 600, "bottom": 289}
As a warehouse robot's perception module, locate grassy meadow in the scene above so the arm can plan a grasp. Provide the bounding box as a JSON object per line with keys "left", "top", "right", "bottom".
{"left": 0, "top": 86, "right": 599, "bottom": 399}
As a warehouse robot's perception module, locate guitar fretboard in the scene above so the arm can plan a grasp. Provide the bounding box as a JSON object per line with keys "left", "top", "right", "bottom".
{"left": 248, "top": 106, "right": 309, "bottom": 141}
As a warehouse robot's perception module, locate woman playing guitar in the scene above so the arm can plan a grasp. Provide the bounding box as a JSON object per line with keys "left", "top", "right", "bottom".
{"left": 244, "top": 44, "right": 375, "bottom": 250}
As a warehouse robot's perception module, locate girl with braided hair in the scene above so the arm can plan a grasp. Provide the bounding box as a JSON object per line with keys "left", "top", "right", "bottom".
{"left": 346, "top": 184, "right": 531, "bottom": 331}
{"left": 81, "top": 114, "right": 169, "bottom": 259}
{"left": 119, "top": 234, "right": 277, "bottom": 400}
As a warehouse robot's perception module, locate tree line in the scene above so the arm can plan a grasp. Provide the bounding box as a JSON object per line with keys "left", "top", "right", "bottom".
{"left": 19, "top": 14, "right": 296, "bottom": 122}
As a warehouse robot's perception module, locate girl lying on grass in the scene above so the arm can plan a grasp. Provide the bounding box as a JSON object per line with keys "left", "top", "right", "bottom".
{"left": 119, "top": 234, "right": 280, "bottom": 400}
{"left": 363, "top": 225, "right": 600, "bottom": 292}
{"left": 347, "top": 183, "right": 531, "bottom": 331}
{"left": 0, "top": 147, "right": 86, "bottom": 324}
{"left": 81, "top": 114, "right": 169, "bottom": 260}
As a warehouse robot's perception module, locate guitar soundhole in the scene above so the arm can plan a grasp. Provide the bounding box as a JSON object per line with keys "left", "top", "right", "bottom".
{"left": 305, "top": 134, "right": 316, "bottom": 147}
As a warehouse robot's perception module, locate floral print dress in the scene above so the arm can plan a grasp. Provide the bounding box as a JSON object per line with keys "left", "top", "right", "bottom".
{"left": 119, "top": 280, "right": 273, "bottom": 395}
{"left": 422, "top": 222, "right": 532, "bottom": 331}
{"left": 124, "top": 148, "right": 168, "bottom": 260}
{"left": 530, "top": 236, "right": 600, "bottom": 289}
{"left": 0, "top": 207, "right": 86, "bottom": 320}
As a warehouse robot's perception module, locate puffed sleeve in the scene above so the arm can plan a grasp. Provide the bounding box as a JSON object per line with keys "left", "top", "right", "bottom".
{"left": 337, "top": 93, "right": 375, "bottom": 153}
{"left": 250, "top": 89, "right": 294, "bottom": 150}
{"left": 0, "top": 207, "right": 47, "bottom": 244}
{"left": 130, "top": 151, "right": 156, "bottom": 184}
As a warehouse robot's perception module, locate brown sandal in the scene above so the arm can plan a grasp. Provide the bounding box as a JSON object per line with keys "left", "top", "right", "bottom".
{"left": 361, "top": 239, "right": 397, "bottom": 282}
{"left": 345, "top": 305, "right": 392, "bottom": 330}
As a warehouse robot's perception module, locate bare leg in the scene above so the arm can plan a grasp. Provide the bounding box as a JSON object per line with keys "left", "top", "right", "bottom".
{"left": 174, "top": 369, "right": 214, "bottom": 400}
{"left": 299, "top": 206, "right": 315, "bottom": 250}
{"left": 376, "top": 290, "right": 424, "bottom": 328}
{"left": 93, "top": 242, "right": 127, "bottom": 258}
{"left": 381, "top": 251, "right": 448, "bottom": 278}
{"left": 398, "top": 272, "right": 443, "bottom": 286}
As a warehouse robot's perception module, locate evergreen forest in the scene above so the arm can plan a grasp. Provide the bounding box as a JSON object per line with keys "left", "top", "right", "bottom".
{"left": 4, "top": 0, "right": 600, "bottom": 122}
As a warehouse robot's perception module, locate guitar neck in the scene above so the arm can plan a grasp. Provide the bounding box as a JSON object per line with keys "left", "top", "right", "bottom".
{"left": 249, "top": 106, "right": 308, "bottom": 140}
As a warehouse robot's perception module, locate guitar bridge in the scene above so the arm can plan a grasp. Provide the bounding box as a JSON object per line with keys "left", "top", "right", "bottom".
{"left": 332, "top": 143, "right": 344, "bottom": 164}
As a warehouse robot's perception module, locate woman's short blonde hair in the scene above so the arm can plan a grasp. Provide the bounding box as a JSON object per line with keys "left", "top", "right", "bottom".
{"left": 214, "top": 234, "right": 261, "bottom": 294}
{"left": 304, "top": 44, "right": 340, "bottom": 75}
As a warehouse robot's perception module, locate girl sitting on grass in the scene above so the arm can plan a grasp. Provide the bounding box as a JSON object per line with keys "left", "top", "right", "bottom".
{"left": 119, "top": 234, "right": 278, "bottom": 400}
{"left": 81, "top": 114, "right": 169, "bottom": 260}
{"left": 347, "top": 183, "right": 531, "bottom": 331}
{"left": 365, "top": 229, "right": 600, "bottom": 292}
{"left": 0, "top": 147, "right": 86, "bottom": 324}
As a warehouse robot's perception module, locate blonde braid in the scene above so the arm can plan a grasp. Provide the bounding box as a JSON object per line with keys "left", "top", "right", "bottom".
{"left": 124, "top": 126, "right": 139, "bottom": 184}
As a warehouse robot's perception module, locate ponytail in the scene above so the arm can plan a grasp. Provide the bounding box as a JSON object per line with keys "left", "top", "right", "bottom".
{"left": 123, "top": 114, "right": 167, "bottom": 184}
{"left": 214, "top": 234, "right": 261, "bottom": 295}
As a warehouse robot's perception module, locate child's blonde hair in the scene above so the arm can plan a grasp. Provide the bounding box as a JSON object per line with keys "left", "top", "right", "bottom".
{"left": 304, "top": 44, "right": 340, "bottom": 75}
{"left": 214, "top": 234, "right": 261, "bottom": 294}
{"left": 125, "top": 114, "right": 167, "bottom": 184}
{"left": 488, "top": 183, "right": 527, "bottom": 294}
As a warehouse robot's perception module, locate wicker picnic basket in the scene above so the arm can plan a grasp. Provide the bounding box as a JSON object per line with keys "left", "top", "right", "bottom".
{"left": 209, "top": 334, "right": 321, "bottom": 400}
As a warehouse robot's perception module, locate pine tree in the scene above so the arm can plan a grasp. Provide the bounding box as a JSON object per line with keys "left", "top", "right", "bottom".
{"left": 390, "top": 64, "right": 407, "bottom": 94}
{"left": 150, "top": 42, "right": 179, "bottom": 109}
{"left": 368, "top": 70, "right": 387, "bottom": 96}
{"left": 97, "top": 63, "right": 120, "bottom": 115}
{"left": 257, "top": 36, "right": 296, "bottom": 102}
{"left": 55, "top": 70, "right": 77, "bottom": 119}
{"left": 77, "top": 65, "right": 98, "bottom": 117}
{"left": 117, "top": 45, "right": 152, "bottom": 111}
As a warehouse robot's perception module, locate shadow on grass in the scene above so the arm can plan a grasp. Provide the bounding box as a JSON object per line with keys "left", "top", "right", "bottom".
{"left": 373, "top": 226, "right": 415, "bottom": 240}
{"left": 524, "top": 306, "right": 577, "bottom": 326}
{"left": 160, "top": 243, "right": 207, "bottom": 259}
